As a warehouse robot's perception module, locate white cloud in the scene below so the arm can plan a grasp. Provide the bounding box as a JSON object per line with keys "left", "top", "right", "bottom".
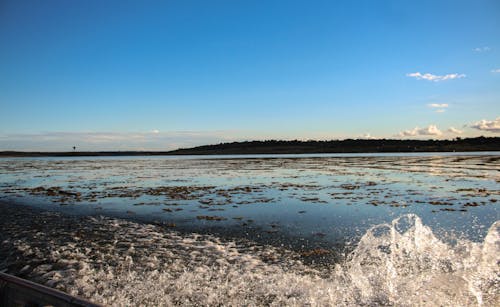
{"left": 406, "top": 72, "right": 465, "bottom": 82}
{"left": 447, "top": 127, "right": 463, "bottom": 134}
{"left": 398, "top": 125, "right": 443, "bottom": 137}
{"left": 151, "top": 129, "right": 160, "bottom": 134}
{"left": 491, "top": 69, "right": 500, "bottom": 73}
{"left": 470, "top": 117, "right": 500, "bottom": 133}
{"left": 418, "top": 125, "right": 443, "bottom": 136}
{"left": 427, "top": 103, "right": 449, "bottom": 113}
{"left": 473, "top": 47, "right": 491, "bottom": 52}
{"left": 428, "top": 103, "right": 449, "bottom": 108}
{"left": 359, "top": 133, "right": 375, "bottom": 139}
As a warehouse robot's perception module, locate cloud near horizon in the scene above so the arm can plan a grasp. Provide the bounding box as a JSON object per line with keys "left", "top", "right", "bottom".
{"left": 447, "top": 127, "right": 463, "bottom": 134}
{"left": 406, "top": 72, "right": 465, "bottom": 82}
{"left": 359, "top": 133, "right": 376, "bottom": 140}
{"left": 398, "top": 125, "right": 443, "bottom": 137}
{"left": 469, "top": 117, "right": 500, "bottom": 133}
{"left": 0, "top": 131, "right": 241, "bottom": 151}
{"left": 1, "top": 122, "right": 497, "bottom": 151}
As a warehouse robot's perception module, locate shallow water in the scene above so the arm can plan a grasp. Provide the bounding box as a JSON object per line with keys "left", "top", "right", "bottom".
{"left": 0, "top": 153, "right": 499, "bottom": 305}
{"left": 0, "top": 153, "right": 498, "bottom": 249}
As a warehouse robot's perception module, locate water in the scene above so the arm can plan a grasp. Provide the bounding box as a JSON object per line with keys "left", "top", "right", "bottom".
{"left": 0, "top": 153, "right": 499, "bottom": 305}
{"left": 2, "top": 208, "right": 498, "bottom": 306}
{"left": 1, "top": 153, "right": 498, "bottom": 246}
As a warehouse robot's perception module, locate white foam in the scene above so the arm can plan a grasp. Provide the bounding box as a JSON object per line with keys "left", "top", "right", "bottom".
{"left": 13, "top": 214, "right": 496, "bottom": 306}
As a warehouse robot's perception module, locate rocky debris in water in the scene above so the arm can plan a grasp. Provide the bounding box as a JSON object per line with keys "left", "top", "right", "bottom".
{"left": 196, "top": 215, "right": 227, "bottom": 221}
{"left": 340, "top": 184, "right": 360, "bottom": 190}
{"left": 300, "top": 197, "right": 327, "bottom": 203}
{"left": 456, "top": 188, "right": 494, "bottom": 197}
{"left": 24, "top": 186, "right": 82, "bottom": 203}
{"left": 2, "top": 156, "right": 498, "bottom": 216}
{"left": 390, "top": 202, "right": 402, "bottom": 207}
{"left": 429, "top": 201, "right": 453, "bottom": 206}
{"left": 274, "top": 183, "right": 321, "bottom": 191}
{"left": 463, "top": 202, "right": 480, "bottom": 207}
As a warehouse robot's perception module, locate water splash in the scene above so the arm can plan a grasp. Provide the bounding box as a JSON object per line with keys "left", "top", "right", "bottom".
{"left": 342, "top": 214, "right": 499, "bottom": 306}
{"left": 9, "top": 214, "right": 499, "bottom": 306}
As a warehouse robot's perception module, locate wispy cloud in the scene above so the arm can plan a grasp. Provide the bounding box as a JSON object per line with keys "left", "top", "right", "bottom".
{"left": 428, "top": 103, "right": 449, "bottom": 108}
{"left": 473, "top": 46, "right": 491, "bottom": 52}
{"left": 427, "top": 103, "right": 449, "bottom": 113}
{"left": 447, "top": 127, "right": 463, "bottom": 134}
{"left": 491, "top": 69, "right": 500, "bottom": 73}
{"left": 469, "top": 117, "right": 500, "bottom": 133}
{"left": 398, "top": 125, "right": 443, "bottom": 137}
{"left": 406, "top": 72, "right": 465, "bottom": 82}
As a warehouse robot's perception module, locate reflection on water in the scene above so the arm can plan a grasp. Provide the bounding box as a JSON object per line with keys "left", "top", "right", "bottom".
{"left": 0, "top": 153, "right": 498, "bottom": 251}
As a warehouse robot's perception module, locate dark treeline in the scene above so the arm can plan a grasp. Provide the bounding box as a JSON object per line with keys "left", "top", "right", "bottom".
{"left": 3, "top": 137, "right": 496, "bottom": 157}
{"left": 167, "top": 137, "right": 500, "bottom": 155}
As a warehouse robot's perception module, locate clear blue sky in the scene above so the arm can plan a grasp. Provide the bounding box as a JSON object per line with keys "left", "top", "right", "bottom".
{"left": 1, "top": 0, "right": 499, "bottom": 150}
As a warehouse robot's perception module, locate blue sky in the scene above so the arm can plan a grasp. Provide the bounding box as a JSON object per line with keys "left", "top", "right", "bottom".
{"left": 1, "top": 0, "right": 499, "bottom": 150}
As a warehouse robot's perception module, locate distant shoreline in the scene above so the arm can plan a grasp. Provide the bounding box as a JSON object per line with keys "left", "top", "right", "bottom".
{"left": 1, "top": 136, "right": 499, "bottom": 157}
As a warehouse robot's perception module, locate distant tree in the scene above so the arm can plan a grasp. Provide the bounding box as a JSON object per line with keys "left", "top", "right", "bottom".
{"left": 73, "top": 146, "right": 76, "bottom": 151}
